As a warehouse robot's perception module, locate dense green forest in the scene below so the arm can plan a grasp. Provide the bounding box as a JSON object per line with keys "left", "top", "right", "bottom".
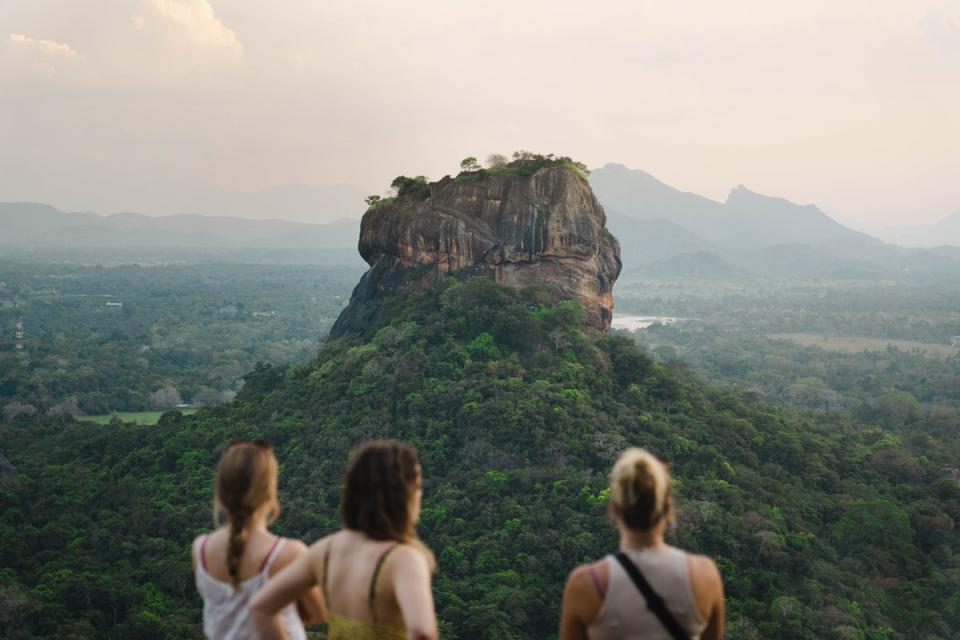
{"left": 0, "top": 261, "right": 360, "bottom": 416}
{"left": 3, "top": 277, "right": 958, "bottom": 639}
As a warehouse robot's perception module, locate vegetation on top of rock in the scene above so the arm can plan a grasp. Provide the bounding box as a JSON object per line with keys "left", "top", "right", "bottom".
{"left": 363, "top": 153, "right": 591, "bottom": 209}
{"left": 365, "top": 175, "right": 431, "bottom": 210}
{"left": 456, "top": 150, "right": 590, "bottom": 184}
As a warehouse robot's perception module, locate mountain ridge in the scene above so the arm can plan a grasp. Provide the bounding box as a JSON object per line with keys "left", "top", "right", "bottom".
{"left": 5, "top": 168, "right": 959, "bottom": 278}
{"left": 876, "top": 209, "right": 960, "bottom": 247}
{"left": 590, "top": 164, "right": 959, "bottom": 278}
{"left": 0, "top": 202, "right": 361, "bottom": 251}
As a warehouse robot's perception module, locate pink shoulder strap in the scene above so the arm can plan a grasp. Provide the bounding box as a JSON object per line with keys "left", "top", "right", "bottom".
{"left": 198, "top": 535, "right": 210, "bottom": 571}
{"left": 589, "top": 562, "right": 606, "bottom": 599}
{"left": 259, "top": 537, "right": 284, "bottom": 573}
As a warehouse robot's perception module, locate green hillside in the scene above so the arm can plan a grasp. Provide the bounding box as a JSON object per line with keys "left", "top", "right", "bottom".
{"left": 2, "top": 278, "right": 958, "bottom": 639}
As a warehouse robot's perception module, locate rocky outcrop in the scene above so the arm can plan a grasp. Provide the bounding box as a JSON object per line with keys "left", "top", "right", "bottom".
{"left": 331, "top": 166, "right": 621, "bottom": 336}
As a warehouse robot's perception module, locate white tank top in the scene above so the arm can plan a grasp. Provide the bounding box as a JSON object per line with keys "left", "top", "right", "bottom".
{"left": 588, "top": 545, "right": 707, "bottom": 640}
{"left": 195, "top": 536, "right": 306, "bottom": 640}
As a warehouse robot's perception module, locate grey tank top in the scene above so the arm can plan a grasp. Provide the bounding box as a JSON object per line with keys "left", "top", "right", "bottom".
{"left": 588, "top": 545, "right": 707, "bottom": 640}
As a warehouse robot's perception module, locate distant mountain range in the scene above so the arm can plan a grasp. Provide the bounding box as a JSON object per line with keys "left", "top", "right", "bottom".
{"left": 3, "top": 165, "right": 958, "bottom": 279}
{"left": 590, "top": 163, "right": 959, "bottom": 278}
{"left": 8, "top": 181, "right": 369, "bottom": 225}
{"left": 148, "top": 182, "right": 368, "bottom": 224}
{"left": 873, "top": 210, "right": 960, "bottom": 248}
{"left": 0, "top": 202, "right": 361, "bottom": 255}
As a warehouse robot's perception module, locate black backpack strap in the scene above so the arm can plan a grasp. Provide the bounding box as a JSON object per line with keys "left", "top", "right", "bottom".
{"left": 613, "top": 551, "right": 690, "bottom": 640}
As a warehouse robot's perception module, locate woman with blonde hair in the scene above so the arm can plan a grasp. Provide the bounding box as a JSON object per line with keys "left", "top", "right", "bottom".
{"left": 560, "top": 448, "right": 725, "bottom": 639}
{"left": 251, "top": 439, "right": 438, "bottom": 640}
{"left": 192, "top": 439, "right": 325, "bottom": 639}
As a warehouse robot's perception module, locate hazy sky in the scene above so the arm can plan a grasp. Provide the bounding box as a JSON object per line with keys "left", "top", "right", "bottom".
{"left": 2, "top": 0, "right": 958, "bottom": 229}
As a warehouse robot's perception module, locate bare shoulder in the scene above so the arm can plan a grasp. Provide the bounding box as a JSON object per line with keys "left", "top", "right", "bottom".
{"left": 687, "top": 552, "right": 724, "bottom": 621}
{"left": 266, "top": 536, "right": 310, "bottom": 577}
{"left": 567, "top": 561, "right": 596, "bottom": 586}
{"left": 190, "top": 534, "right": 203, "bottom": 565}
{"left": 565, "top": 558, "right": 607, "bottom": 599}
{"left": 282, "top": 537, "right": 309, "bottom": 554}
{"left": 191, "top": 530, "right": 217, "bottom": 557}
{"left": 562, "top": 559, "right": 606, "bottom": 630}
{"left": 389, "top": 543, "right": 431, "bottom": 571}
{"left": 191, "top": 531, "right": 220, "bottom": 570}
{"left": 275, "top": 537, "right": 309, "bottom": 563}
{"left": 687, "top": 553, "right": 722, "bottom": 585}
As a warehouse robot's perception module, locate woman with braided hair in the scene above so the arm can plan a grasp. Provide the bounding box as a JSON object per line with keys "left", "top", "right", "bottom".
{"left": 192, "top": 440, "right": 324, "bottom": 639}
{"left": 560, "top": 448, "right": 725, "bottom": 640}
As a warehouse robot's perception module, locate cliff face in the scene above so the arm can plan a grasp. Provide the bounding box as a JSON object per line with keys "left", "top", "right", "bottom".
{"left": 331, "top": 166, "right": 621, "bottom": 336}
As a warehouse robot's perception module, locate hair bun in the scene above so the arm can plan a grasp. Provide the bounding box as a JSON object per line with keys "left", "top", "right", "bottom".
{"left": 610, "top": 448, "right": 673, "bottom": 531}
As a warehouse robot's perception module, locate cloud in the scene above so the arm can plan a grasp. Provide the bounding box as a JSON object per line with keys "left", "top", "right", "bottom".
{"left": 9, "top": 33, "right": 77, "bottom": 57}
{"left": 8, "top": 33, "right": 79, "bottom": 75}
{"left": 923, "top": 0, "right": 960, "bottom": 53}
{"left": 147, "top": 0, "right": 242, "bottom": 53}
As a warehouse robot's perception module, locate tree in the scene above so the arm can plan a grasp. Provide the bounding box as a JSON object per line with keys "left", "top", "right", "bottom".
{"left": 364, "top": 195, "right": 382, "bottom": 207}
{"left": 191, "top": 386, "right": 226, "bottom": 406}
{"left": 47, "top": 396, "right": 83, "bottom": 418}
{"left": 3, "top": 402, "right": 37, "bottom": 422}
{"left": 149, "top": 386, "right": 183, "bottom": 409}
{"left": 832, "top": 499, "right": 915, "bottom": 558}
{"left": 390, "top": 176, "right": 431, "bottom": 201}
{"left": 486, "top": 153, "right": 508, "bottom": 169}
{"left": 460, "top": 157, "right": 481, "bottom": 172}
{"left": 875, "top": 391, "right": 923, "bottom": 428}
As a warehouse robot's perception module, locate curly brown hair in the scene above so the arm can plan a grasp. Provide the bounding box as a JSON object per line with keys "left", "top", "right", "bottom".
{"left": 341, "top": 440, "right": 421, "bottom": 541}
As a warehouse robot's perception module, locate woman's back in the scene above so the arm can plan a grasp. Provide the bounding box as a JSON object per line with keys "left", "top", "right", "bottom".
{"left": 319, "top": 530, "right": 418, "bottom": 639}
{"left": 250, "top": 440, "right": 437, "bottom": 640}
{"left": 194, "top": 528, "right": 307, "bottom": 640}
{"left": 587, "top": 545, "right": 707, "bottom": 640}
{"left": 560, "top": 448, "right": 724, "bottom": 639}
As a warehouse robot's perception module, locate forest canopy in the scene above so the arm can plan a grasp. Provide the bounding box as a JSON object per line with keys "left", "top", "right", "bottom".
{"left": 2, "top": 276, "right": 958, "bottom": 639}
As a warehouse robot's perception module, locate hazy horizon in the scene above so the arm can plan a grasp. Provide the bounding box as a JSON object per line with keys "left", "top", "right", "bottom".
{"left": 3, "top": 1, "right": 958, "bottom": 231}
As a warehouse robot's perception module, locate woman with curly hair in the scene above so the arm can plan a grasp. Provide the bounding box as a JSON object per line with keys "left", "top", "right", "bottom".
{"left": 251, "top": 439, "right": 437, "bottom": 640}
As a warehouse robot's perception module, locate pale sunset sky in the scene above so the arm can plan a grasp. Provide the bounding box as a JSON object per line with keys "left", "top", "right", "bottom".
{"left": 2, "top": 0, "right": 958, "bottom": 230}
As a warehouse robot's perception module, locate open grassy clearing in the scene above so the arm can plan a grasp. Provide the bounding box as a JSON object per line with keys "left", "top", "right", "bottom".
{"left": 768, "top": 332, "right": 959, "bottom": 357}
{"left": 84, "top": 409, "right": 197, "bottom": 425}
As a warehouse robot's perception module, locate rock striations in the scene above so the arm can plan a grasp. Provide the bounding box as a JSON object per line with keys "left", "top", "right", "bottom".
{"left": 331, "top": 166, "right": 622, "bottom": 337}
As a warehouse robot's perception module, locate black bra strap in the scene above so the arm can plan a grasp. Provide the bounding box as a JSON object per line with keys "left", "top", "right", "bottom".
{"left": 613, "top": 551, "right": 689, "bottom": 640}
{"left": 368, "top": 544, "right": 398, "bottom": 624}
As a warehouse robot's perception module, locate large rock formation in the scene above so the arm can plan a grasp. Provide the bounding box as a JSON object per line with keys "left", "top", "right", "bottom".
{"left": 331, "top": 166, "right": 621, "bottom": 336}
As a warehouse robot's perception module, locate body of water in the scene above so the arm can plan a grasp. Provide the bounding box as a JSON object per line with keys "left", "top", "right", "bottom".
{"left": 610, "top": 315, "right": 683, "bottom": 331}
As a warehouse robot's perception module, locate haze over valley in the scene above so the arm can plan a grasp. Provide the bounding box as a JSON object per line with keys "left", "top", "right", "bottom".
{"left": 6, "top": 161, "right": 960, "bottom": 279}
